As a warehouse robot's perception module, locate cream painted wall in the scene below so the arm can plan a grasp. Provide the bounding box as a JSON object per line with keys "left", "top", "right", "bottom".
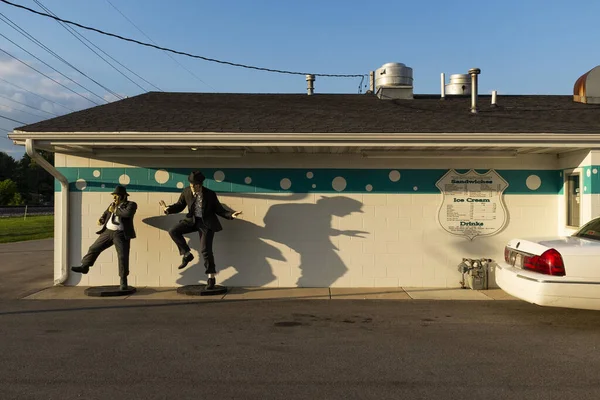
{"left": 54, "top": 153, "right": 561, "bottom": 288}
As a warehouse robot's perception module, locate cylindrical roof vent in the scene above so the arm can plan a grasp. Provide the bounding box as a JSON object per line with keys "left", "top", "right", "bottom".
{"left": 375, "top": 62, "right": 413, "bottom": 89}
{"left": 445, "top": 74, "right": 471, "bottom": 95}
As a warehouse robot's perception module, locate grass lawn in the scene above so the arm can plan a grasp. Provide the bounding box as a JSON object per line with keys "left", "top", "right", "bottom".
{"left": 0, "top": 215, "right": 54, "bottom": 243}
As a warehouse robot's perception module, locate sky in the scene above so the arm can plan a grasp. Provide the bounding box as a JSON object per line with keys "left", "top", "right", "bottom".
{"left": 1, "top": 0, "right": 599, "bottom": 157}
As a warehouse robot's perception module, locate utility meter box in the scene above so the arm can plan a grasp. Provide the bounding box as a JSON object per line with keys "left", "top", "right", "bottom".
{"left": 457, "top": 258, "right": 490, "bottom": 290}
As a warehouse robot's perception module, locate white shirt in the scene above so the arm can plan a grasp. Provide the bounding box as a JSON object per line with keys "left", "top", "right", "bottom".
{"left": 105, "top": 212, "right": 123, "bottom": 231}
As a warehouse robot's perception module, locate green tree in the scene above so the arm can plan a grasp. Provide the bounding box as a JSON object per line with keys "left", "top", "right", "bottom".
{"left": 0, "top": 179, "right": 19, "bottom": 205}
{"left": 0, "top": 152, "right": 17, "bottom": 181}
{"left": 9, "top": 192, "right": 24, "bottom": 206}
{"left": 14, "top": 151, "right": 55, "bottom": 205}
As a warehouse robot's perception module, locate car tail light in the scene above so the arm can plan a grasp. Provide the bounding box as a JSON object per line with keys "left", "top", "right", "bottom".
{"left": 522, "top": 248, "right": 566, "bottom": 276}
{"left": 504, "top": 246, "right": 510, "bottom": 262}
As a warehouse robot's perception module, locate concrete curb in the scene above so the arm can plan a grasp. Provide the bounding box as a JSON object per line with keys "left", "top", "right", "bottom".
{"left": 23, "top": 286, "right": 518, "bottom": 301}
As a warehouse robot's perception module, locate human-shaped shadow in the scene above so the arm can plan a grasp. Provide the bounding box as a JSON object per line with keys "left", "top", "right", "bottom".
{"left": 143, "top": 195, "right": 368, "bottom": 288}
{"left": 260, "top": 196, "right": 367, "bottom": 287}
{"left": 142, "top": 215, "right": 283, "bottom": 287}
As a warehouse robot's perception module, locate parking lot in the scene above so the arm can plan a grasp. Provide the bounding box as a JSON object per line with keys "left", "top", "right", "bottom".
{"left": 2, "top": 239, "right": 600, "bottom": 399}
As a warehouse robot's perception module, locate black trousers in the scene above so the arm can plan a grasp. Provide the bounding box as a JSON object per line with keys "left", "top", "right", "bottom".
{"left": 81, "top": 230, "right": 130, "bottom": 277}
{"left": 168, "top": 218, "right": 216, "bottom": 274}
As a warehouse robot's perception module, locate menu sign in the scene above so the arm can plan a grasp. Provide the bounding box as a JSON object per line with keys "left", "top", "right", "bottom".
{"left": 435, "top": 169, "right": 509, "bottom": 240}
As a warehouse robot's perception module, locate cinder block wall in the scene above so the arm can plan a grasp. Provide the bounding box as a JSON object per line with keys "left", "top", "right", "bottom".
{"left": 54, "top": 153, "right": 561, "bottom": 288}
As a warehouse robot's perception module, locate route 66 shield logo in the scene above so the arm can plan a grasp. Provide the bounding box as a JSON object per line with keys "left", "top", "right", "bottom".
{"left": 435, "top": 169, "right": 509, "bottom": 241}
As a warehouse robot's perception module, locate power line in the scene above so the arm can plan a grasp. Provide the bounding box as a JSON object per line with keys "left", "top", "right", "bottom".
{"left": 0, "top": 113, "right": 25, "bottom": 124}
{"left": 105, "top": 0, "right": 214, "bottom": 91}
{"left": 1, "top": 0, "right": 367, "bottom": 78}
{"left": 0, "top": 45, "right": 101, "bottom": 106}
{"left": 0, "top": 12, "right": 116, "bottom": 103}
{"left": 0, "top": 100, "right": 49, "bottom": 119}
{"left": 33, "top": 0, "right": 157, "bottom": 94}
{"left": 0, "top": 92, "right": 58, "bottom": 117}
{"left": 0, "top": 76, "right": 75, "bottom": 112}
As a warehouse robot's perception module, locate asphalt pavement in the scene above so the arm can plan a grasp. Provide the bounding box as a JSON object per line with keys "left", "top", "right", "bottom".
{"left": 2, "top": 239, "right": 600, "bottom": 399}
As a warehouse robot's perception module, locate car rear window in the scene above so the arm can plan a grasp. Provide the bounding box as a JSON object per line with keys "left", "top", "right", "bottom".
{"left": 573, "top": 219, "right": 600, "bottom": 240}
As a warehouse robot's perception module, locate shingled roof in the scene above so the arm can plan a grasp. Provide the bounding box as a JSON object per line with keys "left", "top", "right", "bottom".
{"left": 14, "top": 92, "right": 600, "bottom": 134}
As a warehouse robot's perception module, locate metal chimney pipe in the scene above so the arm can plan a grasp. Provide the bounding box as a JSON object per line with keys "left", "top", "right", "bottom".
{"left": 369, "top": 71, "right": 375, "bottom": 92}
{"left": 440, "top": 73, "right": 446, "bottom": 99}
{"left": 306, "top": 74, "right": 315, "bottom": 95}
{"left": 468, "top": 68, "right": 481, "bottom": 113}
{"left": 491, "top": 90, "right": 497, "bottom": 107}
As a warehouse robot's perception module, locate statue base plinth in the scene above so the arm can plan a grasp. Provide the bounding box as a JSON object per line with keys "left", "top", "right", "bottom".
{"left": 177, "top": 284, "right": 227, "bottom": 296}
{"left": 84, "top": 286, "right": 136, "bottom": 297}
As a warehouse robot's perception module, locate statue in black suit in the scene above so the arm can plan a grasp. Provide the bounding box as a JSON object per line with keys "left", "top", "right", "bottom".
{"left": 71, "top": 185, "right": 137, "bottom": 290}
{"left": 160, "top": 171, "right": 242, "bottom": 289}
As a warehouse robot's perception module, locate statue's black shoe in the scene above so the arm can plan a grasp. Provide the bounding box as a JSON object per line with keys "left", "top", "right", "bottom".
{"left": 178, "top": 253, "right": 194, "bottom": 270}
{"left": 71, "top": 266, "right": 89, "bottom": 274}
{"left": 206, "top": 277, "right": 216, "bottom": 290}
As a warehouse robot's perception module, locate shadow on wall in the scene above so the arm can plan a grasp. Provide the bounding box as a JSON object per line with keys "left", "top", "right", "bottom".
{"left": 142, "top": 196, "right": 368, "bottom": 287}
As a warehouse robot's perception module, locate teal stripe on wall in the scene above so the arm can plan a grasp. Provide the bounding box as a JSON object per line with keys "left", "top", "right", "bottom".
{"left": 54, "top": 167, "right": 562, "bottom": 195}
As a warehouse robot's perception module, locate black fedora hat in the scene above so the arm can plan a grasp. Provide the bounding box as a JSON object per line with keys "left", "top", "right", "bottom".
{"left": 188, "top": 170, "right": 206, "bottom": 184}
{"left": 111, "top": 185, "right": 129, "bottom": 197}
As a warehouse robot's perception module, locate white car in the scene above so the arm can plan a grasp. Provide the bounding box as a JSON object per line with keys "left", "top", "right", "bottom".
{"left": 496, "top": 218, "right": 600, "bottom": 311}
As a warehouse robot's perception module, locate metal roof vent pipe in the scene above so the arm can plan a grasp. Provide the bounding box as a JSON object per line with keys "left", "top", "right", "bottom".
{"left": 491, "top": 90, "right": 498, "bottom": 107}
{"left": 440, "top": 73, "right": 446, "bottom": 100}
{"left": 469, "top": 68, "right": 481, "bottom": 113}
{"left": 306, "top": 74, "right": 315, "bottom": 95}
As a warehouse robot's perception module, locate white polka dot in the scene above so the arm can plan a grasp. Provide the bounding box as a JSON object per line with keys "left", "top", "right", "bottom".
{"left": 176, "top": 182, "right": 184, "bottom": 189}
{"left": 155, "top": 169, "right": 169, "bottom": 184}
{"left": 75, "top": 179, "right": 87, "bottom": 191}
{"left": 119, "top": 174, "right": 130, "bottom": 185}
{"left": 526, "top": 175, "right": 541, "bottom": 191}
{"left": 389, "top": 170, "right": 401, "bottom": 182}
{"left": 244, "top": 177, "right": 252, "bottom": 184}
{"left": 594, "top": 169, "right": 598, "bottom": 175}
{"left": 214, "top": 171, "right": 225, "bottom": 183}
{"left": 280, "top": 178, "right": 292, "bottom": 190}
{"left": 587, "top": 169, "right": 591, "bottom": 178}
{"left": 92, "top": 170, "right": 100, "bottom": 178}
{"left": 332, "top": 177, "right": 347, "bottom": 192}
{"left": 306, "top": 172, "right": 314, "bottom": 179}
{"left": 413, "top": 186, "right": 418, "bottom": 191}
{"left": 366, "top": 184, "right": 373, "bottom": 192}
{"left": 585, "top": 186, "right": 588, "bottom": 192}
{"left": 559, "top": 172, "right": 563, "bottom": 177}
{"left": 100, "top": 184, "right": 105, "bottom": 188}
{"left": 312, "top": 184, "right": 316, "bottom": 189}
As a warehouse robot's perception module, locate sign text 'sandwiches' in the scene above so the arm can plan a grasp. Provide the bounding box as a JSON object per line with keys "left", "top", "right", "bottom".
{"left": 435, "top": 169, "right": 509, "bottom": 240}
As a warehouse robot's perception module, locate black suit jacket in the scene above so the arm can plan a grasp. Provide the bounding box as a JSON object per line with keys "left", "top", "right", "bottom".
{"left": 165, "top": 186, "right": 233, "bottom": 232}
{"left": 96, "top": 200, "right": 137, "bottom": 240}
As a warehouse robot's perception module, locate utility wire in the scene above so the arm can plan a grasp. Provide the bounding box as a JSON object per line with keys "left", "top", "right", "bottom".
{"left": 0, "top": 92, "right": 58, "bottom": 117}
{"left": 105, "top": 0, "right": 214, "bottom": 91}
{"left": 0, "top": 45, "right": 101, "bottom": 106}
{"left": 0, "top": 100, "right": 49, "bottom": 119}
{"left": 0, "top": 12, "right": 115, "bottom": 103}
{"left": 0, "top": 113, "right": 25, "bottom": 124}
{"left": 0, "top": 0, "right": 367, "bottom": 78}
{"left": 34, "top": 0, "right": 157, "bottom": 93}
{"left": 0, "top": 76, "right": 75, "bottom": 112}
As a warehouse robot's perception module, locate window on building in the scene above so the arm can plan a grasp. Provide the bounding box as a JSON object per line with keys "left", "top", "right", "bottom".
{"left": 566, "top": 173, "right": 580, "bottom": 227}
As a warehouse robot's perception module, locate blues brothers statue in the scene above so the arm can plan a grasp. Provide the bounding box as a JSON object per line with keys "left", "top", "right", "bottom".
{"left": 71, "top": 185, "right": 137, "bottom": 290}
{"left": 159, "top": 171, "right": 242, "bottom": 289}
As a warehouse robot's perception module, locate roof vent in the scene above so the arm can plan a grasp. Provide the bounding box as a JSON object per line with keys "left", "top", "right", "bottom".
{"left": 444, "top": 74, "right": 471, "bottom": 95}
{"left": 306, "top": 74, "right": 315, "bottom": 95}
{"left": 375, "top": 62, "right": 413, "bottom": 100}
{"left": 574, "top": 66, "right": 600, "bottom": 104}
